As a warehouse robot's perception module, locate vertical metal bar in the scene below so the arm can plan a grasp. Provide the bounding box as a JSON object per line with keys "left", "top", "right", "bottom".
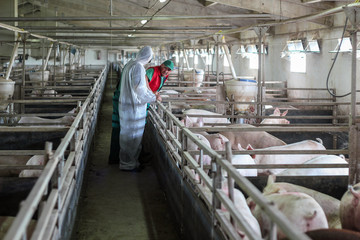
{"left": 180, "top": 130, "right": 187, "bottom": 239}
{"left": 350, "top": 30, "right": 357, "bottom": 125}
{"left": 41, "top": 39, "right": 45, "bottom": 84}
{"left": 68, "top": 46, "right": 71, "bottom": 72}
{"left": 332, "top": 89, "right": 338, "bottom": 149}
{"left": 349, "top": 125, "right": 357, "bottom": 185}
{"left": 53, "top": 43, "right": 57, "bottom": 86}
{"left": 21, "top": 34, "right": 26, "bottom": 114}
{"left": 216, "top": 42, "right": 220, "bottom": 85}
{"left": 225, "top": 142, "right": 234, "bottom": 226}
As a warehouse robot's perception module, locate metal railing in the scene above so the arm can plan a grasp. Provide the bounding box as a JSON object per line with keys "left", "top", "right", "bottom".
{"left": 148, "top": 102, "right": 314, "bottom": 240}
{"left": 3, "top": 65, "right": 107, "bottom": 240}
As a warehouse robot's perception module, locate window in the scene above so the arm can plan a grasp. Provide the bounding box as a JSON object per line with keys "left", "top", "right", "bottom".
{"left": 290, "top": 52, "right": 306, "bottom": 73}
{"left": 337, "top": 37, "right": 352, "bottom": 52}
{"left": 224, "top": 55, "right": 229, "bottom": 67}
{"left": 206, "top": 55, "right": 211, "bottom": 65}
{"left": 249, "top": 54, "right": 258, "bottom": 69}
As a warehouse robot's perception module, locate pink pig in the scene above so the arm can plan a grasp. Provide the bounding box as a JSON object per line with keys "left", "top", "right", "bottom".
{"left": 261, "top": 107, "right": 289, "bottom": 125}
{"left": 340, "top": 182, "right": 360, "bottom": 231}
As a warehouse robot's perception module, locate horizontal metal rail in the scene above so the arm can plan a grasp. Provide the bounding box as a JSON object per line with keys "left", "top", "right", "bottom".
{"left": 4, "top": 66, "right": 107, "bottom": 240}
{"left": 150, "top": 102, "right": 313, "bottom": 240}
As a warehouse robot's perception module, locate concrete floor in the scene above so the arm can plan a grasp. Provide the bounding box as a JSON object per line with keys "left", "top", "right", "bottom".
{"left": 72, "top": 70, "right": 180, "bottom": 240}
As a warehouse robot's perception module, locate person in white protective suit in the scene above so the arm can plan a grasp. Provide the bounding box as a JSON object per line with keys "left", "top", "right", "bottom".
{"left": 118, "top": 46, "right": 161, "bottom": 171}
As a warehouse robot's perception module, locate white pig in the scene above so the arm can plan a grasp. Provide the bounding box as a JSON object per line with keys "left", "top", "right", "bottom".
{"left": 262, "top": 175, "right": 341, "bottom": 229}
{"left": 200, "top": 133, "right": 229, "bottom": 151}
{"left": 187, "top": 133, "right": 212, "bottom": 167}
{"left": 183, "top": 116, "right": 204, "bottom": 128}
{"left": 340, "top": 182, "right": 360, "bottom": 231}
{"left": 249, "top": 138, "right": 326, "bottom": 175}
{"left": 260, "top": 107, "right": 289, "bottom": 125}
{"left": 183, "top": 109, "right": 230, "bottom": 125}
{"left": 251, "top": 191, "right": 328, "bottom": 239}
{"left": 230, "top": 152, "right": 257, "bottom": 177}
{"left": 278, "top": 155, "right": 348, "bottom": 176}
{"left": 201, "top": 181, "right": 262, "bottom": 239}
{"left": 219, "top": 124, "right": 286, "bottom": 150}
{"left": 18, "top": 108, "right": 76, "bottom": 126}
{"left": 222, "top": 187, "right": 262, "bottom": 239}
{"left": 19, "top": 155, "right": 45, "bottom": 178}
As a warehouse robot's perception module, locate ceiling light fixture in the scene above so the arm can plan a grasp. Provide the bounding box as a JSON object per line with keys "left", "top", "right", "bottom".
{"left": 159, "top": 0, "right": 166, "bottom": 2}
{"left": 141, "top": 20, "right": 147, "bottom": 24}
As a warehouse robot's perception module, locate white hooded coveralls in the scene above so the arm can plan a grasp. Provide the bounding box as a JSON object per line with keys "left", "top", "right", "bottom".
{"left": 118, "top": 46, "right": 156, "bottom": 170}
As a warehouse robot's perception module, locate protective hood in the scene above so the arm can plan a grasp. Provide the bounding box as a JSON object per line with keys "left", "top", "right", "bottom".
{"left": 136, "top": 46, "right": 153, "bottom": 65}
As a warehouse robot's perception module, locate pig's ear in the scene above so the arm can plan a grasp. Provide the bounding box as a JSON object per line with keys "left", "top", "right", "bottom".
{"left": 350, "top": 186, "right": 360, "bottom": 203}
{"left": 246, "top": 144, "right": 255, "bottom": 159}
{"left": 197, "top": 117, "right": 204, "bottom": 127}
{"left": 281, "top": 110, "right": 288, "bottom": 116}
{"left": 273, "top": 108, "right": 280, "bottom": 116}
{"left": 247, "top": 198, "right": 256, "bottom": 211}
{"left": 267, "top": 174, "right": 276, "bottom": 186}
{"left": 184, "top": 116, "right": 192, "bottom": 127}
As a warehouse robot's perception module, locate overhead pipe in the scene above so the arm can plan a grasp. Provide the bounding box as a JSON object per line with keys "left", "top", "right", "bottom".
{"left": 218, "top": 2, "right": 360, "bottom": 35}
{"left": 18, "top": 26, "right": 235, "bottom": 31}
{"left": 5, "top": 34, "right": 21, "bottom": 80}
{"left": 42, "top": 42, "right": 54, "bottom": 71}
{"left": 220, "top": 36, "right": 237, "bottom": 80}
{"left": 0, "top": 14, "right": 274, "bottom": 22}
{"left": 36, "top": 31, "right": 207, "bottom": 34}
{"left": 183, "top": 49, "right": 190, "bottom": 69}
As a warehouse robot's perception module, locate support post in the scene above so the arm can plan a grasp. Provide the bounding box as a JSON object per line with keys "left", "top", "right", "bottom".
{"left": 254, "top": 27, "right": 269, "bottom": 119}
{"left": 344, "top": 6, "right": 360, "bottom": 184}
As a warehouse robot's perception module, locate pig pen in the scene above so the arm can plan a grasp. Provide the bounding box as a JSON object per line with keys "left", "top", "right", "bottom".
{"left": 1, "top": 65, "right": 107, "bottom": 240}
{"left": 144, "top": 102, "right": 325, "bottom": 240}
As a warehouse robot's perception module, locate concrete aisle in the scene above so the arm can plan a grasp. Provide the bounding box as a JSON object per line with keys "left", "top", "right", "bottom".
{"left": 72, "top": 70, "right": 180, "bottom": 240}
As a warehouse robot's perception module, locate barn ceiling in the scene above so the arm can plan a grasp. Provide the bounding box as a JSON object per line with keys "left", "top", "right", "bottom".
{"left": 5, "top": 0, "right": 355, "bottom": 48}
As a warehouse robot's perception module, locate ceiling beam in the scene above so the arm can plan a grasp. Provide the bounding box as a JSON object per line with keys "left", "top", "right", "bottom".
{"left": 18, "top": 26, "right": 233, "bottom": 31}
{"left": 0, "top": 14, "right": 274, "bottom": 22}
{"left": 206, "top": 0, "right": 334, "bottom": 26}
{"left": 197, "top": 0, "right": 219, "bottom": 7}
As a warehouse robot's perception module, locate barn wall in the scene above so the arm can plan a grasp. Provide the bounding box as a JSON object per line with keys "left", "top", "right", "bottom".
{"left": 230, "top": 12, "right": 360, "bottom": 116}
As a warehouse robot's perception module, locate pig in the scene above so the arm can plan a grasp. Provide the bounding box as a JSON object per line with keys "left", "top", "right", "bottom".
{"left": 19, "top": 155, "right": 45, "bottom": 178}
{"left": 278, "top": 155, "right": 348, "bottom": 176}
{"left": 305, "top": 228, "right": 360, "bottom": 240}
{"left": 201, "top": 181, "right": 262, "bottom": 239}
{"left": 196, "top": 132, "right": 257, "bottom": 177}
{"left": 18, "top": 108, "right": 76, "bottom": 126}
{"left": 30, "top": 89, "right": 58, "bottom": 97}
{"left": 200, "top": 133, "right": 229, "bottom": 151}
{"left": 250, "top": 192, "right": 328, "bottom": 239}
{"left": 261, "top": 107, "right": 289, "bottom": 125}
{"left": 340, "top": 182, "right": 360, "bottom": 231}
{"left": 231, "top": 153, "right": 257, "bottom": 177}
{"left": 222, "top": 187, "right": 262, "bottom": 239}
{"left": 219, "top": 124, "right": 286, "bottom": 150}
{"left": 186, "top": 133, "right": 212, "bottom": 172}
{"left": 0, "top": 155, "right": 32, "bottom": 177}
{"left": 159, "top": 89, "right": 179, "bottom": 98}
{"left": 249, "top": 138, "right": 326, "bottom": 175}
{"left": 183, "top": 115, "right": 204, "bottom": 128}
{"left": 183, "top": 109, "right": 230, "bottom": 125}
{"left": 262, "top": 175, "right": 341, "bottom": 229}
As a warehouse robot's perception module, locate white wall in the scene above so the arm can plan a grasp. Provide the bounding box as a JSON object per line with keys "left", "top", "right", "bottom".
{"left": 229, "top": 12, "right": 359, "bottom": 116}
